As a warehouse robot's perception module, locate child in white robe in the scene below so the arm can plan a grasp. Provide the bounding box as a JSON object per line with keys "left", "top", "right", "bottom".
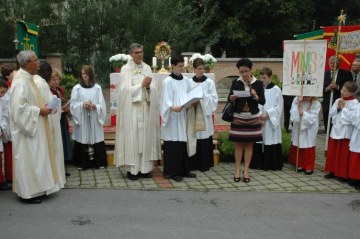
{"left": 160, "top": 55, "right": 197, "bottom": 182}
{"left": 70, "top": 65, "right": 107, "bottom": 170}
{"left": 251, "top": 67, "right": 283, "bottom": 171}
{"left": 0, "top": 79, "right": 10, "bottom": 191}
{"left": 325, "top": 81, "right": 359, "bottom": 179}
{"left": 288, "top": 96, "right": 321, "bottom": 175}
{"left": 188, "top": 58, "right": 218, "bottom": 172}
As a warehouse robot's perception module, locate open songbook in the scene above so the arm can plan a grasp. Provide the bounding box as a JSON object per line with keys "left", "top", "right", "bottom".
{"left": 181, "top": 84, "right": 204, "bottom": 108}
{"left": 47, "top": 95, "right": 61, "bottom": 114}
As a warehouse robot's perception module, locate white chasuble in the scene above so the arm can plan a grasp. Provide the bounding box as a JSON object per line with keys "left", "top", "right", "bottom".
{"left": 10, "top": 69, "right": 58, "bottom": 199}
{"left": 34, "top": 75, "right": 66, "bottom": 189}
{"left": 114, "top": 60, "right": 161, "bottom": 173}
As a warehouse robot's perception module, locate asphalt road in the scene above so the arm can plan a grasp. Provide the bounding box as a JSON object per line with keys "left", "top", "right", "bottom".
{"left": 0, "top": 189, "right": 359, "bottom": 239}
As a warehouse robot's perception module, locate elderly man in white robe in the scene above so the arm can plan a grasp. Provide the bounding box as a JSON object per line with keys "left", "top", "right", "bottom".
{"left": 34, "top": 62, "right": 66, "bottom": 191}
{"left": 114, "top": 43, "right": 161, "bottom": 180}
{"left": 10, "top": 50, "right": 58, "bottom": 204}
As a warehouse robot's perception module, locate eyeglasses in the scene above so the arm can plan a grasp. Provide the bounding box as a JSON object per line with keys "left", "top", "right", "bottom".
{"left": 27, "top": 58, "right": 39, "bottom": 63}
{"left": 132, "top": 51, "right": 143, "bottom": 55}
{"left": 239, "top": 70, "right": 250, "bottom": 75}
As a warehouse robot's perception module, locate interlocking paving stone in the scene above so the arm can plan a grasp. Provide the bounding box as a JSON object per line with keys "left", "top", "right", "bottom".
{"left": 63, "top": 131, "right": 360, "bottom": 194}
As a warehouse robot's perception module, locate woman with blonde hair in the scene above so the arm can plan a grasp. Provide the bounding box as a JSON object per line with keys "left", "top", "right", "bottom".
{"left": 49, "top": 69, "right": 73, "bottom": 175}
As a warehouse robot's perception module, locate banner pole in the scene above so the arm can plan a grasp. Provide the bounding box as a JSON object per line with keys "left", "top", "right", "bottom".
{"left": 295, "top": 39, "right": 307, "bottom": 172}
{"left": 324, "top": 10, "right": 346, "bottom": 154}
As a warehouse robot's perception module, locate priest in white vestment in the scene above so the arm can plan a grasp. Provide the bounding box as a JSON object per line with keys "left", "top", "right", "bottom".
{"left": 33, "top": 62, "right": 66, "bottom": 190}
{"left": 10, "top": 50, "right": 58, "bottom": 203}
{"left": 114, "top": 43, "right": 161, "bottom": 180}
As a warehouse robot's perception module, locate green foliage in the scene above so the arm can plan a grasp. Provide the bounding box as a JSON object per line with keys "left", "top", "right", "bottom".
{"left": 217, "top": 131, "right": 235, "bottom": 157}
{"left": 60, "top": 74, "right": 78, "bottom": 100}
{"left": 282, "top": 128, "right": 292, "bottom": 156}
{"left": 252, "top": 69, "right": 282, "bottom": 88}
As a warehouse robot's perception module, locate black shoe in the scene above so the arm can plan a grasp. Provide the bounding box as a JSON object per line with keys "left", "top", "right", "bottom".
{"left": 233, "top": 177, "right": 241, "bottom": 183}
{"left": 324, "top": 172, "right": 335, "bottom": 179}
{"left": 65, "top": 172, "right": 71, "bottom": 177}
{"left": 297, "top": 167, "right": 305, "bottom": 173}
{"left": 139, "top": 172, "right": 152, "bottom": 178}
{"left": 184, "top": 172, "right": 196, "bottom": 178}
{"left": 127, "top": 172, "right": 139, "bottom": 180}
{"left": 304, "top": 170, "right": 313, "bottom": 175}
{"left": 171, "top": 176, "right": 183, "bottom": 182}
{"left": 0, "top": 183, "right": 11, "bottom": 191}
{"left": 20, "top": 197, "right": 42, "bottom": 204}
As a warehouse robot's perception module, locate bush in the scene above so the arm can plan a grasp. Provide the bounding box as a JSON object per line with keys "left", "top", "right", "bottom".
{"left": 218, "top": 131, "right": 235, "bottom": 161}
{"left": 60, "top": 74, "right": 78, "bottom": 99}
{"left": 282, "top": 128, "right": 291, "bottom": 156}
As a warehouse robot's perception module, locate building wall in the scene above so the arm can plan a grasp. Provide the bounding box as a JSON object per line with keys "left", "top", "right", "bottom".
{"left": 0, "top": 53, "right": 63, "bottom": 73}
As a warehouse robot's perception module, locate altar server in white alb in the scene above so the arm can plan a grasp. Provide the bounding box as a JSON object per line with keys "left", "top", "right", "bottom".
{"left": 188, "top": 58, "right": 218, "bottom": 172}
{"left": 251, "top": 67, "right": 283, "bottom": 171}
{"left": 288, "top": 96, "right": 321, "bottom": 175}
{"left": 33, "top": 62, "right": 66, "bottom": 191}
{"left": 160, "top": 55, "right": 197, "bottom": 182}
{"left": 71, "top": 65, "right": 107, "bottom": 170}
{"left": 325, "top": 81, "right": 359, "bottom": 179}
{"left": 10, "top": 50, "right": 58, "bottom": 204}
{"left": 114, "top": 43, "right": 161, "bottom": 180}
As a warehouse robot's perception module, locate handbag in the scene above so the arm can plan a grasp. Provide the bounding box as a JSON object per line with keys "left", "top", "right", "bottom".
{"left": 222, "top": 101, "right": 234, "bottom": 122}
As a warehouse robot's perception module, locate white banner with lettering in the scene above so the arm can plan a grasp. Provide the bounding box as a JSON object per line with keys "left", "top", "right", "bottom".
{"left": 339, "top": 30, "right": 360, "bottom": 53}
{"left": 283, "top": 40, "right": 327, "bottom": 96}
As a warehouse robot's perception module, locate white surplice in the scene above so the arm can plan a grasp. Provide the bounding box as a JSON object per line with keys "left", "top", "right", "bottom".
{"left": 34, "top": 75, "right": 66, "bottom": 190}
{"left": 329, "top": 98, "right": 358, "bottom": 139}
{"left": 290, "top": 97, "right": 321, "bottom": 148}
{"left": 349, "top": 104, "right": 360, "bottom": 152}
{"left": 114, "top": 60, "right": 161, "bottom": 174}
{"left": 0, "top": 92, "right": 11, "bottom": 144}
{"left": 189, "top": 77, "right": 218, "bottom": 139}
{"left": 160, "top": 75, "right": 192, "bottom": 142}
{"left": 260, "top": 85, "right": 283, "bottom": 145}
{"left": 70, "top": 84, "right": 106, "bottom": 144}
{"left": 10, "top": 68, "right": 58, "bottom": 199}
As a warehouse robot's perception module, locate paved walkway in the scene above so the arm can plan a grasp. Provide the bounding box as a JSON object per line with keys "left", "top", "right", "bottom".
{"left": 64, "top": 129, "right": 359, "bottom": 193}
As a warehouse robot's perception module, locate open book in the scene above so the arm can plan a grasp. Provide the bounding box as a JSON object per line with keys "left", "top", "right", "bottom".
{"left": 182, "top": 84, "right": 204, "bottom": 108}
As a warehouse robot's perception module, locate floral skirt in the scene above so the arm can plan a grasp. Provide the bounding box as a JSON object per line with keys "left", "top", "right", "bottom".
{"left": 229, "top": 112, "right": 262, "bottom": 142}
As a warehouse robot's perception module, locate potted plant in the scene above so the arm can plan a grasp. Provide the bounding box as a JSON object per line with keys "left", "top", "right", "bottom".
{"left": 189, "top": 53, "right": 217, "bottom": 72}
{"left": 217, "top": 131, "right": 235, "bottom": 162}
{"left": 109, "top": 54, "right": 131, "bottom": 72}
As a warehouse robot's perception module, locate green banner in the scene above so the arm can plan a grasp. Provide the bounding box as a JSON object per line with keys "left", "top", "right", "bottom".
{"left": 16, "top": 20, "right": 39, "bottom": 55}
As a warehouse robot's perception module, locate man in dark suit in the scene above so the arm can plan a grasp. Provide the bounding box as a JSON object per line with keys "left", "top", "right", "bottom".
{"left": 322, "top": 56, "right": 352, "bottom": 132}
{"left": 351, "top": 59, "right": 360, "bottom": 101}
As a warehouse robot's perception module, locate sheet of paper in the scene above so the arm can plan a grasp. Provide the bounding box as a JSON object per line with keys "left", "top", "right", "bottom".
{"left": 182, "top": 84, "right": 204, "bottom": 108}
{"left": 233, "top": 90, "right": 250, "bottom": 98}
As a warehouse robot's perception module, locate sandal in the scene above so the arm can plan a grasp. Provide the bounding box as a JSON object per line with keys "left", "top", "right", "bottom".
{"left": 243, "top": 171, "right": 250, "bottom": 183}
{"left": 233, "top": 177, "right": 241, "bottom": 183}
{"left": 243, "top": 177, "right": 250, "bottom": 183}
